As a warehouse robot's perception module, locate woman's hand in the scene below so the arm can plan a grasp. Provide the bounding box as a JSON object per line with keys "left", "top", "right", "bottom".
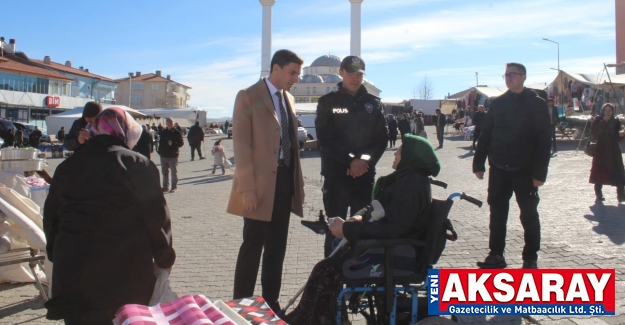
{"left": 328, "top": 217, "right": 345, "bottom": 239}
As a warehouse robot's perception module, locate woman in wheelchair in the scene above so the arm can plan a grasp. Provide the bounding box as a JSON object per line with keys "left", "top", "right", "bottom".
{"left": 284, "top": 134, "right": 440, "bottom": 325}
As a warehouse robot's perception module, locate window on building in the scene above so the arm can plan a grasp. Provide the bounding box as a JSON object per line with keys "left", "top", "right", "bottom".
{"left": 313, "top": 87, "right": 317, "bottom": 94}
{"left": 0, "top": 71, "right": 49, "bottom": 94}
{"left": 132, "top": 82, "right": 143, "bottom": 90}
{"left": 131, "top": 94, "right": 143, "bottom": 104}
{"left": 151, "top": 84, "right": 159, "bottom": 91}
{"left": 307, "top": 87, "right": 310, "bottom": 95}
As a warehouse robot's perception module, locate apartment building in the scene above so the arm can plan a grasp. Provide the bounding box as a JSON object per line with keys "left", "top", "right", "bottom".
{"left": 0, "top": 37, "right": 93, "bottom": 122}
{"left": 115, "top": 71, "right": 191, "bottom": 109}
{"left": 32, "top": 56, "right": 117, "bottom": 104}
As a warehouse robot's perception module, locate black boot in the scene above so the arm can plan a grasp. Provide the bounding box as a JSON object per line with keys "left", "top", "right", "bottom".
{"left": 594, "top": 184, "right": 604, "bottom": 202}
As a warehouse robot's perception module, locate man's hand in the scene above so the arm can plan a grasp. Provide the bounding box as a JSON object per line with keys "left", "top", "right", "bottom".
{"left": 242, "top": 190, "right": 258, "bottom": 212}
{"left": 474, "top": 172, "right": 484, "bottom": 180}
{"left": 346, "top": 215, "right": 362, "bottom": 223}
{"left": 349, "top": 159, "right": 369, "bottom": 178}
{"left": 328, "top": 217, "right": 345, "bottom": 239}
{"left": 78, "top": 128, "right": 90, "bottom": 144}
{"left": 533, "top": 179, "right": 544, "bottom": 187}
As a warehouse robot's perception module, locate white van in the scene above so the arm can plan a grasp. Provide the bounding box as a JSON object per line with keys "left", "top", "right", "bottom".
{"left": 297, "top": 114, "right": 316, "bottom": 141}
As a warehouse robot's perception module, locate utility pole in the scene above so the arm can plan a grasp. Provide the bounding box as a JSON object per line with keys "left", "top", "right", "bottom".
{"left": 475, "top": 72, "right": 478, "bottom": 86}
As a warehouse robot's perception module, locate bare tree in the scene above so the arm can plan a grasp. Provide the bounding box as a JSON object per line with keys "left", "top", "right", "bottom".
{"left": 415, "top": 77, "right": 434, "bottom": 100}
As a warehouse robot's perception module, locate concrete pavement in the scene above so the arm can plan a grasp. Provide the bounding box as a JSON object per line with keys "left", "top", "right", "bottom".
{"left": 1, "top": 127, "right": 624, "bottom": 324}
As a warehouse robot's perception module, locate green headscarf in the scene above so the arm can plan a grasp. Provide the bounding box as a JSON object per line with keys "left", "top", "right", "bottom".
{"left": 372, "top": 134, "right": 440, "bottom": 200}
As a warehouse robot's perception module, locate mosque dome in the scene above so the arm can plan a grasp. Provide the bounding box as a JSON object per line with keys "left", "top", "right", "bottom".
{"left": 301, "top": 74, "right": 324, "bottom": 83}
{"left": 311, "top": 55, "right": 342, "bottom": 67}
{"left": 323, "top": 74, "right": 343, "bottom": 83}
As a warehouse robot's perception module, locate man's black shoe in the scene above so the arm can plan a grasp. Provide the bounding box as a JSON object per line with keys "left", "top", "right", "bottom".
{"left": 522, "top": 260, "right": 538, "bottom": 269}
{"left": 476, "top": 254, "right": 507, "bottom": 268}
{"left": 301, "top": 220, "right": 329, "bottom": 235}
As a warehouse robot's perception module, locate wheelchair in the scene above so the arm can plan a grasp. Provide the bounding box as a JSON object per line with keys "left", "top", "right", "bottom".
{"left": 294, "top": 179, "right": 483, "bottom": 325}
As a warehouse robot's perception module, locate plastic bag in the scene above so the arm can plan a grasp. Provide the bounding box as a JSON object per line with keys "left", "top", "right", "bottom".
{"left": 149, "top": 268, "right": 178, "bottom": 306}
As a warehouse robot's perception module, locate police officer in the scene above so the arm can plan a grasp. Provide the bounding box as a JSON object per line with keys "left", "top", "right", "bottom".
{"left": 316, "top": 55, "right": 388, "bottom": 257}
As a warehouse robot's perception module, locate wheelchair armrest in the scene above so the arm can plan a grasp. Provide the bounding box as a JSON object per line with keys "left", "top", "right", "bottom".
{"left": 351, "top": 238, "right": 426, "bottom": 256}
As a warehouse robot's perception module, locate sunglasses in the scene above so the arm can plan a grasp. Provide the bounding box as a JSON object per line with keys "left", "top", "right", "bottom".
{"left": 502, "top": 72, "right": 525, "bottom": 79}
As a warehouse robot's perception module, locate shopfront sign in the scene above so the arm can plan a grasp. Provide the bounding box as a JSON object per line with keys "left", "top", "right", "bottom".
{"left": 45, "top": 96, "right": 60, "bottom": 107}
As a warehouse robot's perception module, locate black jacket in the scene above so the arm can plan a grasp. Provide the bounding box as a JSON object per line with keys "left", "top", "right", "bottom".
{"left": 187, "top": 124, "right": 204, "bottom": 146}
{"left": 472, "top": 88, "right": 552, "bottom": 182}
{"left": 3, "top": 132, "right": 15, "bottom": 146}
{"left": 158, "top": 127, "right": 184, "bottom": 158}
{"left": 316, "top": 83, "right": 388, "bottom": 176}
{"left": 472, "top": 111, "right": 487, "bottom": 130}
{"left": 43, "top": 135, "right": 175, "bottom": 321}
{"left": 343, "top": 172, "right": 432, "bottom": 241}
{"left": 29, "top": 129, "right": 42, "bottom": 147}
{"left": 64, "top": 118, "right": 88, "bottom": 151}
{"left": 435, "top": 114, "right": 446, "bottom": 128}
{"left": 15, "top": 129, "right": 23, "bottom": 144}
{"left": 57, "top": 129, "right": 65, "bottom": 142}
{"left": 398, "top": 119, "right": 411, "bottom": 136}
{"left": 133, "top": 129, "right": 153, "bottom": 160}
{"left": 549, "top": 105, "right": 560, "bottom": 125}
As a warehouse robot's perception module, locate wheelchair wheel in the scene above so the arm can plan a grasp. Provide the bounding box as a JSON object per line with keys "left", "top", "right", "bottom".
{"left": 415, "top": 316, "right": 456, "bottom": 325}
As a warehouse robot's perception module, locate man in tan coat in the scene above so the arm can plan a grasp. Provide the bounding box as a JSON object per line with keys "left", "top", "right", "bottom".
{"left": 228, "top": 49, "right": 305, "bottom": 312}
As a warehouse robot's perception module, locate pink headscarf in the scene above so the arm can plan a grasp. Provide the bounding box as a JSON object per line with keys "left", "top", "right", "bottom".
{"left": 90, "top": 107, "right": 142, "bottom": 148}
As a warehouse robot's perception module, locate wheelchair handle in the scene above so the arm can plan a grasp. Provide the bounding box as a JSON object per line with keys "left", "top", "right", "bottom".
{"left": 430, "top": 178, "right": 448, "bottom": 189}
{"left": 461, "top": 192, "right": 483, "bottom": 208}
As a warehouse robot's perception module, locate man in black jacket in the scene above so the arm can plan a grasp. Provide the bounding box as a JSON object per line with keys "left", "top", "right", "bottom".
{"left": 187, "top": 121, "right": 205, "bottom": 161}
{"left": 473, "top": 63, "right": 551, "bottom": 269}
{"left": 435, "top": 108, "right": 446, "bottom": 148}
{"left": 29, "top": 126, "right": 43, "bottom": 148}
{"left": 472, "top": 105, "right": 487, "bottom": 150}
{"left": 158, "top": 118, "right": 184, "bottom": 193}
{"left": 547, "top": 99, "right": 559, "bottom": 153}
{"left": 315, "top": 55, "right": 388, "bottom": 257}
{"left": 64, "top": 101, "right": 102, "bottom": 151}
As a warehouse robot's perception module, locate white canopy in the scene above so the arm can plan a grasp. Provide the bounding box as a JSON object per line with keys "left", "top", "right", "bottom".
{"left": 45, "top": 105, "right": 145, "bottom": 137}
{"left": 138, "top": 108, "right": 207, "bottom": 128}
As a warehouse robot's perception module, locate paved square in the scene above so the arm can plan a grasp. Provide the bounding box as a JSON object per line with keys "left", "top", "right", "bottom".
{"left": 1, "top": 126, "right": 624, "bottom": 324}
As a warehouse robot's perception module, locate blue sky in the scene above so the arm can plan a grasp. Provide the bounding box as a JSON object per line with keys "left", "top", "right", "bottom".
{"left": 3, "top": 0, "right": 617, "bottom": 117}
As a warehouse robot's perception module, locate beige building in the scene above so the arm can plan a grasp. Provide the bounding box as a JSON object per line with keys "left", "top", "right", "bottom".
{"left": 115, "top": 71, "right": 191, "bottom": 109}
{"left": 291, "top": 55, "right": 381, "bottom": 103}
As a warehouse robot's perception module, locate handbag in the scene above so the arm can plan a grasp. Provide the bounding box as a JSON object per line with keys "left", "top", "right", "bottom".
{"left": 223, "top": 159, "right": 232, "bottom": 169}
{"left": 149, "top": 268, "right": 178, "bottom": 306}
{"left": 584, "top": 141, "right": 596, "bottom": 157}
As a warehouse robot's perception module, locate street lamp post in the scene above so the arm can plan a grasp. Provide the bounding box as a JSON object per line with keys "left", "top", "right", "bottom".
{"left": 542, "top": 38, "right": 563, "bottom": 106}
{"left": 128, "top": 72, "right": 133, "bottom": 108}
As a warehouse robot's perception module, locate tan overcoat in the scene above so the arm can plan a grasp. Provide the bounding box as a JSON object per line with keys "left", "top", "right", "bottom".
{"left": 226, "top": 79, "right": 305, "bottom": 221}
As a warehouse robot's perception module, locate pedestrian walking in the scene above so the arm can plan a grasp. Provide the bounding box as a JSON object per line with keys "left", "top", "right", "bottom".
{"left": 187, "top": 121, "right": 205, "bottom": 161}
{"left": 547, "top": 99, "right": 559, "bottom": 153}
{"left": 158, "top": 118, "right": 184, "bottom": 193}
{"left": 387, "top": 114, "right": 398, "bottom": 148}
{"left": 589, "top": 103, "right": 625, "bottom": 202}
{"left": 210, "top": 139, "right": 228, "bottom": 175}
{"left": 473, "top": 62, "right": 552, "bottom": 269}
{"left": 315, "top": 55, "right": 388, "bottom": 257}
{"left": 57, "top": 127, "right": 65, "bottom": 143}
{"left": 133, "top": 125, "right": 153, "bottom": 160}
{"left": 29, "top": 126, "right": 43, "bottom": 148}
{"left": 472, "top": 105, "right": 486, "bottom": 150}
{"left": 229, "top": 49, "right": 306, "bottom": 313}
{"left": 435, "top": 108, "right": 446, "bottom": 148}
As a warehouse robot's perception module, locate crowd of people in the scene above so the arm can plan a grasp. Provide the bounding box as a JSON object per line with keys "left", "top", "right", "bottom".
{"left": 37, "top": 53, "right": 625, "bottom": 325}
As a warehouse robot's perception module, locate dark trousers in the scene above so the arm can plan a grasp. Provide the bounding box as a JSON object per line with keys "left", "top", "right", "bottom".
{"left": 550, "top": 124, "right": 557, "bottom": 152}
{"left": 472, "top": 128, "right": 482, "bottom": 149}
{"left": 233, "top": 164, "right": 294, "bottom": 311}
{"left": 487, "top": 166, "right": 541, "bottom": 261}
{"left": 190, "top": 144, "right": 202, "bottom": 159}
{"left": 322, "top": 172, "right": 374, "bottom": 257}
{"left": 436, "top": 126, "right": 444, "bottom": 147}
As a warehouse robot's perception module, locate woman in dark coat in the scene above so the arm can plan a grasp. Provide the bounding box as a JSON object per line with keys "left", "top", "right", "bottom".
{"left": 43, "top": 107, "right": 176, "bottom": 324}
{"left": 398, "top": 114, "right": 411, "bottom": 139}
{"left": 589, "top": 103, "right": 625, "bottom": 202}
{"left": 132, "top": 125, "right": 153, "bottom": 160}
{"left": 284, "top": 134, "right": 440, "bottom": 325}
{"left": 387, "top": 114, "right": 399, "bottom": 148}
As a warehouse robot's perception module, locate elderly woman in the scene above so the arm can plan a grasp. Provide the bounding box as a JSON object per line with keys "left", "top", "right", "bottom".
{"left": 284, "top": 134, "right": 440, "bottom": 325}
{"left": 43, "top": 107, "right": 176, "bottom": 324}
{"left": 590, "top": 103, "right": 625, "bottom": 202}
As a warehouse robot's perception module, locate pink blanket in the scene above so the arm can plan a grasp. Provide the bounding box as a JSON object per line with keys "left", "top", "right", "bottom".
{"left": 115, "top": 295, "right": 236, "bottom": 325}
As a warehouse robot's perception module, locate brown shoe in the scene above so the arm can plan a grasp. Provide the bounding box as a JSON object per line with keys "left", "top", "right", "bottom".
{"left": 169, "top": 188, "right": 178, "bottom": 193}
